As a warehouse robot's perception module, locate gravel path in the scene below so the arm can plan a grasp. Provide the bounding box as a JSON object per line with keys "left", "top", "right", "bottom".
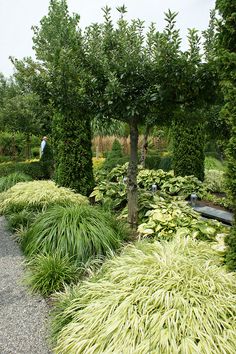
{"left": 0, "top": 217, "right": 51, "bottom": 354}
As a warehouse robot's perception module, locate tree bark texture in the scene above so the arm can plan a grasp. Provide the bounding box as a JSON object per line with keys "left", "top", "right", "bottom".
{"left": 127, "top": 119, "right": 139, "bottom": 229}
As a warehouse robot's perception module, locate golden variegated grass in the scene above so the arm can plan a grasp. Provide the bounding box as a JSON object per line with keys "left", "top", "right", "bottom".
{"left": 0, "top": 180, "right": 88, "bottom": 214}
{"left": 53, "top": 237, "right": 236, "bottom": 354}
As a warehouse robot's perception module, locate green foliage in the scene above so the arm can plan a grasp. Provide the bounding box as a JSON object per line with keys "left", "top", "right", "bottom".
{"left": 172, "top": 118, "right": 205, "bottom": 181}
{"left": 0, "top": 180, "right": 88, "bottom": 215}
{"left": 90, "top": 180, "right": 127, "bottom": 211}
{"left": 91, "top": 164, "right": 206, "bottom": 213}
{"left": 203, "top": 169, "right": 226, "bottom": 193}
{"left": 204, "top": 156, "right": 226, "bottom": 171}
{"left": 53, "top": 238, "right": 236, "bottom": 353}
{"left": 0, "top": 172, "right": 32, "bottom": 192}
{"left": 0, "top": 156, "right": 12, "bottom": 163}
{"left": 225, "top": 227, "right": 236, "bottom": 271}
{"left": 0, "top": 160, "right": 45, "bottom": 179}
{"left": 144, "top": 150, "right": 161, "bottom": 170}
{"left": 31, "top": 147, "right": 40, "bottom": 158}
{"left": 53, "top": 113, "right": 95, "bottom": 196}
{"left": 138, "top": 195, "right": 228, "bottom": 243}
{"left": 202, "top": 192, "right": 232, "bottom": 210}
{"left": 32, "top": 1, "right": 94, "bottom": 196}
{"left": 6, "top": 209, "right": 38, "bottom": 232}
{"left": 0, "top": 74, "right": 48, "bottom": 142}
{"left": 158, "top": 155, "right": 172, "bottom": 171}
{"left": 50, "top": 285, "right": 86, "bottom": 344}
{"left": 216, "top": 0, "right": 236, "bottom": 269}
{"left": 161, "top": 175, "right": 204, "bottom": 198}
{"left": 24, "top": 253, "right": 80, "bottom": 296}
{"left": 0, "top": 131, "right": 25, "bottom": 157}
{"left": 0, "top": 131, "right": 41, "bottom": 159}
{"left": 103, "top": 139, "right": 129, "bottom": 172}
{"left": 21, "top": 204, "right": 128, "bottom": 263}
{"left": 92, "top": 157, "right": 105, "bottom": 175}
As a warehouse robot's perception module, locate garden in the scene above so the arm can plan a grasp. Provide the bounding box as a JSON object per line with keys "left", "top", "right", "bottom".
{"left": 0, "top": 0, "right": 235, "bottom": 353}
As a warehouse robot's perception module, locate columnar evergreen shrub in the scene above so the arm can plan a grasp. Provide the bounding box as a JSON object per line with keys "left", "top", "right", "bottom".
{"left": 103, "top": 139, "right": 128, "bottom": 172}
{"left": 216, "top": 0, "right": 236, "bottom": 270}
{"left": 172, "top": 115, "right": 205, "bottom": 181}
{"left": 32, "top": 1, "right": 95, "bottom": 197}
{"left": 53, "top": 113, "right": 94, "bottom": 195}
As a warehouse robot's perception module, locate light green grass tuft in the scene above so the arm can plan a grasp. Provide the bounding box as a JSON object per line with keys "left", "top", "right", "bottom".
{"left": 53, "top": 237, "right": 236, "bottom": 354}
{"left": 24, "top": 253, "right": 81, "bottom": 296}
{"left": 0, "top": 180, "right": 88, "bottom": 214}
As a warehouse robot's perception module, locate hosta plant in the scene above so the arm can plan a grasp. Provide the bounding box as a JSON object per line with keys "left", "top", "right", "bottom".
{"left": 24, "top": 253, "right": 80, "bottom": 296}
{"left": 161, "top": 175, "right": 205, "bottom": 198}
{"left": 138, "top": 195, "right": 228, "bottom": 242}
{"left": 0, "top": 180, "right": 88, "bottom": 214}
{"left": 21, "top": 204, "right": 129, "bottom": 263}
{"left": 53, "top": 238, "right": 236, "bottom": 353}
{"left": 90, "top": 180, "right": 127, "bottom": 211}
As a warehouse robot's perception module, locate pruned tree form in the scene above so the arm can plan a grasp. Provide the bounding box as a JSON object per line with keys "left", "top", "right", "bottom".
{"left": 170, "top": 21, "right": 223, "bottom": 181}
{"left": 84, "top": 8, "right": 181, "bottom": 228}
{"left": 32, "top": 0, "right": 94, "bottom": 195}
{"left": 216, "top": 0, "right": 236, "bottom": 270}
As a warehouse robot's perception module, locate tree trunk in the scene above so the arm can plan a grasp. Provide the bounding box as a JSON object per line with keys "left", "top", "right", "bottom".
{"left": 127, "top": 119, "right": 139, "bottom": 229}
{"left": 140, "top": 125, "right": 150, "bottom": 168}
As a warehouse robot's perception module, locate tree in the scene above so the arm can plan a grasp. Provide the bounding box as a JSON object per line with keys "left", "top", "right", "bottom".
{"left": 32, "top": 0, "right": 94, "bottom": 195}
{"left": 84, "top": 7, "right": 180, "bottom": 228}
{"left": 215, "top": 0, "right": 236, "bottom": 270}
{"left": 171, "top": 25, "right": 220, "bottom": 181}
{"left": 0, "top": 76, "right": 44, "bottom": 159}
{"left": 11, "top": 57, "right": 53, "bottom": 135}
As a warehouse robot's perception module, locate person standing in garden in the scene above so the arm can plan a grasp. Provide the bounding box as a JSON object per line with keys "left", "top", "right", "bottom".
{"left": 40, "top": 136, "right": 47, "bottom": 157}
{"left": 40, "top": 136, "right": 54, "bottom": 179}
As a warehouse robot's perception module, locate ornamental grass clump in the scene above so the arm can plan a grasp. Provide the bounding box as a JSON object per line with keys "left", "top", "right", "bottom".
{"left": 24, "top": 253, "right": 81, "bottom": 296}
{"left": 203, "top": 169, "right": 226, "bottom": 193}
{"left": 22, "top": 204, "right": 129, "bottom": 263}
{"left": 53, "top": 238, "right": 236, "bottom": 354}
{"left": 6, "top": 209, "right": 38, "bottom": 232}
{"left": 0, "top": 172, "right": 32, "bottom": 192}
{"left": 0, "top": 180, "right": 88, "bottom": 214}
